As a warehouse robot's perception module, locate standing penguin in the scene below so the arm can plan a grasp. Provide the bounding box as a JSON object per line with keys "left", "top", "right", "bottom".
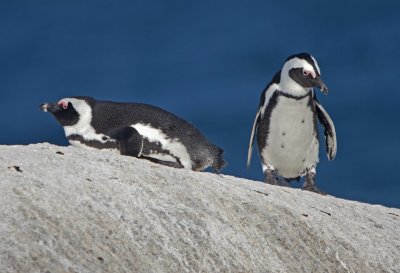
{"left": 40, "top": 96, "right": 226, "bottom": 172}
{"left": 247, "top": 53, "right": 337, "bottom": 194}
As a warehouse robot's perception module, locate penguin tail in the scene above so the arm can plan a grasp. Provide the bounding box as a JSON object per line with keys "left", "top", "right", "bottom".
{"left": 212, "top": 147, "right": 227, "bottom": 173}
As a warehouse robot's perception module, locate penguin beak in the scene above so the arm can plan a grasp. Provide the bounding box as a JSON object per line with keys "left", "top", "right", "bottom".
{"left": 313, "top": 77, "right": 328, "bottom": 95}
{"left": 40, "top": 103, "right": 62, "bottom": 113}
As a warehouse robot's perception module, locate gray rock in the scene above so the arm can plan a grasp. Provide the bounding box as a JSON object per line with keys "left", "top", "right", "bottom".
{"left": 0, "top": 143, "right": 399, "bottom": 273}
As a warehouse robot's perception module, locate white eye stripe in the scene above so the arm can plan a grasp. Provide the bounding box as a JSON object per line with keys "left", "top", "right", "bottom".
{"left": 284, "top": 57, "right": 316, "bottom": 74}
{"left": 62, "top": 98, "right": 100, "bottom": 141}
{"left": 310, "top": 55, "right": 321, "bottom": 75}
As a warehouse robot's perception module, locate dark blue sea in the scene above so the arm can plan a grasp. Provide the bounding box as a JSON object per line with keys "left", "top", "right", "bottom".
{"left": 1, "top": 1, "right": 399, "bottom": 207}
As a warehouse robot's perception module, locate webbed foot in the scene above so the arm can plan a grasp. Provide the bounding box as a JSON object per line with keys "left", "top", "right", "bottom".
{"left": 264, "top": 169, "right": 278, "bottom": 185}
{"left": 302, "top": 172, "right": 326, "bottom": 195}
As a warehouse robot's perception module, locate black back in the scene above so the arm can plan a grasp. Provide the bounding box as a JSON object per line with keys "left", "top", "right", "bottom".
{"left": 89, "top": 99, "right": 225, "bottom": 171}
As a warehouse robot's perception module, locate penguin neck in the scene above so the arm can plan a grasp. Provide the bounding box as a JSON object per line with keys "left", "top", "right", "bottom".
{"left": 279, "top": 72, "right": 311, "bottom": 97}
{"left": 63, "top": 101, "right": 95, "bottom": 137}
{"left": 64, "top": 117, "right": 94, "bottom": 137}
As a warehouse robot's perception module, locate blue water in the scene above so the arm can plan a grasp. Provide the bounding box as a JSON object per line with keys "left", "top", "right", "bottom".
{"left": 1, "top": 1, "right": 399, "bottom": 208}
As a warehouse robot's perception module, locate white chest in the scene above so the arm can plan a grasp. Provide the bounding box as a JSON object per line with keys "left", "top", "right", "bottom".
{"left": 261, "top": 95, "right": 319, "bottom": 178}
{"left": 63, "top": 104, "right": 110, "bottom": 145}
{"left": 64, "top": 123, "right": 110, "bottom": 145}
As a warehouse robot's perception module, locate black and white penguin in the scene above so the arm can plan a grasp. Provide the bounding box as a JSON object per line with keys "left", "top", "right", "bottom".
{"left": 247, "top": 53, "right": 337, "bottom": 194}
{"left": 40, "top": 96, "right": 226, "bottom": 172}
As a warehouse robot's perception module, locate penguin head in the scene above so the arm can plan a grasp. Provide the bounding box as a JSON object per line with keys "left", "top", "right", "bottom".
{"left": 280, "top": 53, "right": 328, "bottom": 96}
{"left": 40, "top": 96, "right": 95, "bottom": 126}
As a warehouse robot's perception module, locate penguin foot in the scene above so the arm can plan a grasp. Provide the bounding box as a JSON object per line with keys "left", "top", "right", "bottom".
{"left": 302, "top": 184, "right": 326, "bottom": 195}
{"left": 264, "top": 170, "right": 278, "bottom": 185}
{"left": 302, "top": 172, "right": 326, "bottom": 195}
{"left": 276, "top": 177, "right": 291, "bottom": 187}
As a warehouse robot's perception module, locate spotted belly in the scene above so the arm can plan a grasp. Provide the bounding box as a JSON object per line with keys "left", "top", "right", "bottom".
{"left": 260, "top": 95, "right": 319, "bottom": 178}
{"left": 67, "top": 134, "right": 119, "bottom": 150}
{"left": 65, "top": 123, "right": 193, "bottom": 169}
{"left": 67, "top": 132, "right": 184, "bottom": 167}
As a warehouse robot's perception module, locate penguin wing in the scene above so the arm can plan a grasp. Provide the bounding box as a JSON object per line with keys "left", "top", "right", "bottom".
{"left": 315, "top": 101, "right": 337, "bottom": 160}
{"left": 247, "top": 108, "right": 261, "bottom": 168}
{"left": 247, "top": 72, "right": 281, "bottom": 168}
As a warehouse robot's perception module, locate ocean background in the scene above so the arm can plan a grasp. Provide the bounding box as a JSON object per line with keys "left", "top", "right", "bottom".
{"left": 1, "top": 1, "right": 399, "bottom": 207}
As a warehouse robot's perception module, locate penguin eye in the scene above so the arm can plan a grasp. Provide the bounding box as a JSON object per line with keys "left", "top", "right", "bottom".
{"left": 303, "top": 69, "right": 316, "bottom": 78}
{"left": 58, "top": 101, "right": 69, "bottom": 110}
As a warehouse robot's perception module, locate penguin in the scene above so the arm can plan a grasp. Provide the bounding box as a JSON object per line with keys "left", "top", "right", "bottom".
{"left": 247, "top": 53, "right": 337, "bottom": 194}
{"left": 40, "top": 96, "right": 226, "bottom": 172}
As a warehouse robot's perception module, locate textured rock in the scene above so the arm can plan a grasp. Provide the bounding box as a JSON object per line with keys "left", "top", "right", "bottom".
{"left": 0, "top": 143, "right": 399, "bottom": 273}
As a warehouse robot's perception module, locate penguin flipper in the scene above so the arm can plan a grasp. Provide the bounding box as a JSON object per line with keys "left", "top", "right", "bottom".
{"left": 247, "top": 109, "right": 261, "bottom": 168}
{"left": 315, "top": 101, "right": 337, "bottom": 161}
{"left": 247, "top": 75, "right": 280, "bottom": 169}
{"left": 107, "top": 127, "right": 143, "bottom": 157}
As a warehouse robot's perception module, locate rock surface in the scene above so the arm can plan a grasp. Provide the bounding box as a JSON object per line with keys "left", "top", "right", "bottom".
{"left": 0, "top": 143, "right": 399, "bottom": 273}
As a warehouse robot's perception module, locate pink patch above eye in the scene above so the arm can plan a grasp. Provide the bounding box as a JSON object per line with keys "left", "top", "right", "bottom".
{"left": 58, "top": 100, "right": 68, "bottom": 109}
{"left": 303, "top": 70, "right": 316, "bottom": 78}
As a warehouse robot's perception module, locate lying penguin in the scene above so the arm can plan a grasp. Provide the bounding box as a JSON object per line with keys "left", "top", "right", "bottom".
{"left": 247, "top": 53, "right": 337, "bottom": 194}
{"left": 40, "top": 96, "right": 226, "bottom": 172}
